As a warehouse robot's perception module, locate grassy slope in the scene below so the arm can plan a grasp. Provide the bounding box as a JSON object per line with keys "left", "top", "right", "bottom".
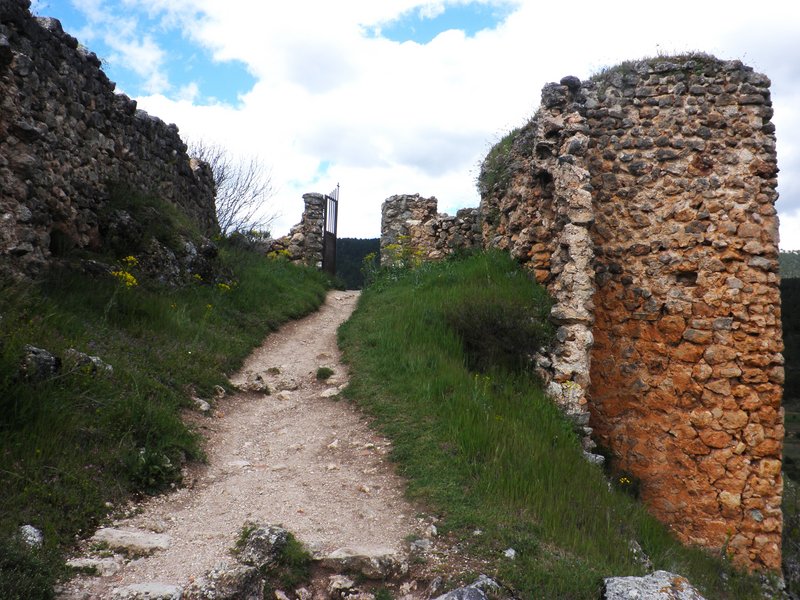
{"left": 0, "top": 247, "right": 330, "bottom": 597}
{"left": 338, "top": 251, "right": 766, "bottom": 599}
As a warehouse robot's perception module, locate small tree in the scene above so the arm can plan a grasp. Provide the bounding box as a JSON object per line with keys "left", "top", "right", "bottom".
{"left": 188, "top": 140, "right": 276, "bottom": 236}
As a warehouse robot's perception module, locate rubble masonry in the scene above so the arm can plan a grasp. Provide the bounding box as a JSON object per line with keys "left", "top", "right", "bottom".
{"left": 381, "top": 55, "right": 783, "bottom": 571}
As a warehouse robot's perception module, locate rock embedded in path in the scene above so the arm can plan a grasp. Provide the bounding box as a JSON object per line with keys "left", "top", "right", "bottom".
{"left": 319, "top": 546, "right": 408, "bottom": 580}
{"left": 182, "top": 563, "right": 260, "bottom": 599}
{"left": 67, "top": 556, "right": 124, "bottom": 577}
{"left": 236, "top": 524, "right": 289, "bottom": 569}
{"left": 111, "top": 583, "right": 182, "bottom": 599}
{"left": 91, "top": 528, "right": 171, "bottom": 556}
{"left": 603, "top": 571, "right": 706, "bottom": 600}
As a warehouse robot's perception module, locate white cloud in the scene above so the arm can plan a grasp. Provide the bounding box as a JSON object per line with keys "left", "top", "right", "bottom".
{"left": 70, "top": 0, "right": 172, "bottom": 95}
{"left": 107, "top": 35, "right": 168, "bottom": 93}
{"left": 125, "top": 0, "right": 800, "bottom": 247}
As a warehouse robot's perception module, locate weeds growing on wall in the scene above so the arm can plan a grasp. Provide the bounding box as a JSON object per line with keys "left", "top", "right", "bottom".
{"left": 339, "top": 250, "right": 766, "bottom": 599}
{"left": 0, "top": 242, "right": 330, "bottom": 596}
{"left": 477, "top": 127, "right": 521, "bottom": 196}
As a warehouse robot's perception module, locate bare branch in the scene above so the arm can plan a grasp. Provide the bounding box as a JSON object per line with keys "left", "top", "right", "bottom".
{"left": 188, "top": 140, "right": 277, "bottom": 236}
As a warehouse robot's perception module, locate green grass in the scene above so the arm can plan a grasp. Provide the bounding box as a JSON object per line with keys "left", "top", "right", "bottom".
{"left": 316, "top": 367, "right": 335, "bottom": 381}
{"left": 338, "top": 250, "right": 767, "bottom": 599}
{"left": 477, "top": 127, "right": 521, "bottom": 196}
{"left": 0, "top": 244, "right": 330, "bottom": 596}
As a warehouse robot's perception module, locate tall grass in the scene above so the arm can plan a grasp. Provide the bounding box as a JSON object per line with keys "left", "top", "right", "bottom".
{"left": 0, "top": 245, "right": 330, "bottom": 598}
{"left": 338, "top": 250, "right": 766, "bottom": 599}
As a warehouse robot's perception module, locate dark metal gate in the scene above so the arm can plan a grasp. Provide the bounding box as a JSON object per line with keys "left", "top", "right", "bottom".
{"left": 322, "top": 184, "right": 339, "bottom": 277}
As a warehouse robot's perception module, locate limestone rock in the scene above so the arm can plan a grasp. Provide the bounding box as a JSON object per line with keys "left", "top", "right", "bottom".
{"left": 90, "top": 528, "right": 170, "bottom": 556}
{"left": 19, "top": 524, "right": 43, "bottom": 548}
{"left": 20, "top": 345, "right": 60, "bottom": 381}
{"left": 319, "top": 547, "right": 408, "bottom": 580}
{"left": 603, "top": 571, "right": 706, "bottom": 600}
{"left": 111, "top": 583, "right": 182, "bottom": 600}
{"left": 66, "top": 556, "right": 124, "bottom": 576}
{"left": 64, "top": 348, "right": 113, "bottom": 375}
{"left": 433, "top": 575, "right": 500, "bottom": 600}
{"left": 236, "top": 524, "right": 289, "bottom": 569}
{"left": 183, "top": 563, "right": 260, "bottom": 599}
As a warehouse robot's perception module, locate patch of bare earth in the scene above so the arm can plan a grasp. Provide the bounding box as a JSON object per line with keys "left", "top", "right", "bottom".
{"left": 59, "top": 291, "right": 486, "bottom": 599}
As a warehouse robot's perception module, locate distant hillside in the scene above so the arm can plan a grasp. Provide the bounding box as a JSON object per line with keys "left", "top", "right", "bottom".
{"left": 782, "top": 251, "right": 800, "bottom": 278}
{"left": 336, "top": 238, "right": 379, "bottom": 289}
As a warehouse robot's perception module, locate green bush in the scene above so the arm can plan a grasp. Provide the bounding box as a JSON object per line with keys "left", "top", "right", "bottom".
{"left": 446, "top": 290, "right": 552, "bottom": 374}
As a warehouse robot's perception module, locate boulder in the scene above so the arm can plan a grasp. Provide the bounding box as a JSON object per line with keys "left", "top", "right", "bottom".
{"left": 236, "top": 524, "right": 289, "bottom": 569}
{"left": 603, "top": 571, "right": 706, "bottom": 600}
{"left": 433, "top": 575, "right": 500, "bottom": 600}
{"left": 20, "top": 345, "right": 60, "bottom": 381}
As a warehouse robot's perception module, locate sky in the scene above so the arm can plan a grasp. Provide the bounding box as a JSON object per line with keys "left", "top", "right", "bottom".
{"left": 33, "top": 0, "right": 800, "bottom": 249}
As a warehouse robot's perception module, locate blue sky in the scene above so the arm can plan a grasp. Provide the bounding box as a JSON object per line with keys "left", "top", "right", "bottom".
{"left": 34, "top": 0, "right": 255, "bottom": 103}
{"left": 379, "top": 3, "right": 512, "bottom": 44}
{"left": 33, "top": 1, "right": 800, "bottom": 248}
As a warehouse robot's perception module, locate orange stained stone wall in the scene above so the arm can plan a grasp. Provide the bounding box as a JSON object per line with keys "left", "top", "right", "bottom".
{"left": 584, "top": 57, "right": 783, "bottom": 570}
{"left": 386, "top": 55, "right": 784, "bottom": 571}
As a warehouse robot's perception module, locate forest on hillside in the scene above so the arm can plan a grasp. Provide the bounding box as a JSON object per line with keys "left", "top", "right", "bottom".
{"left": 782, "top": 251, "right": 800, "bottom": 278}
{"left": 335, "top": 238, "right": 379, "bottom": 289}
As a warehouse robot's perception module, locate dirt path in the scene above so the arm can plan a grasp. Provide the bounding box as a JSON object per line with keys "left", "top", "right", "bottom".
{"left": 62, "top": 290, "right": 427, "bottom": 597}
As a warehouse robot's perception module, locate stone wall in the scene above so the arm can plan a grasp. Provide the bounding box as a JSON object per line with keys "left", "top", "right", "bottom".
{"left": 0, "top": 0, "right": 217, "bottom": 277}
{"left": 381, "top": 55, "right": 783, "bottom": 571}
{"left": 380, "top": 194, "right": 480, "bottom": 264}
{"left": 584, "top": 57, "right": 783, "bottom": 571}
{"left": 264, "top": 193, "right": 326, "bottom": 268}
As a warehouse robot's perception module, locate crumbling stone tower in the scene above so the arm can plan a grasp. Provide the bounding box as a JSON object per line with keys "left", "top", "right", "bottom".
{"left": 479, "top": 55, "right": 783, "bottom": 571}
{"left": 382, "top": 54, "right": 786, "bottom": 571}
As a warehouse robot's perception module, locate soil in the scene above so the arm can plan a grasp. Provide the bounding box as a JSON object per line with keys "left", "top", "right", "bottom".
{"left": 59, "top": 290, "right": 473, "bottom": 599}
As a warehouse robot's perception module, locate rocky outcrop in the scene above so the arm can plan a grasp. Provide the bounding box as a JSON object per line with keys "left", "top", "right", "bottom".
{"left": 603, "top": 571, "right": 706, "bottom": 600}
{"left": 0, "top": 0, "right": 217, "bottom": 278}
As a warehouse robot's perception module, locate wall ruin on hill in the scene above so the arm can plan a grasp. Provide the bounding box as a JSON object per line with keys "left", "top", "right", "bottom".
{"left": 380, "top": 194, "right": 481, "bottom": 262}
{"left": 380, "top": 55, "right": 783, "bottom": 571}
{"left": 0, "top": 0, "right": 217, "bottom": 278}
{"left": 264, "top": 193, "right": 327, "bottom": 267}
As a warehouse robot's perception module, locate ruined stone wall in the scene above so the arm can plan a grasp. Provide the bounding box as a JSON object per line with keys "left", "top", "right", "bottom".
{"left": 583, "top": 57, "right": 782, "bottom": 571}
{"left": 265, "top": 193, "right": 325, "bottom": 268}
{"left": 0, "top": 0, "right": 217, "bottom": 276}
{"left": 380, "top": 194, "right": 480, "bottom": 264}
{"left": 479, "top": 55, "right": 783, "bottom": 571}
{"left": 479, "top": 77, "right": 598, "bottom": 451}
{"left": 367, "top": 55, "right": 783, "bottom": 570}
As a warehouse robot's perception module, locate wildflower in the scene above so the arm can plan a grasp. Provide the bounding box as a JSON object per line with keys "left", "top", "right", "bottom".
{"left": 193, "top": 273, "right": 203, "bottom": 282}
{"left": 122, "top": 255, "right": 139, "bottom": 267}
{"left": 111, "top": 270, "right": 138, "bottom": 288}
{"left": 206, "top": 304, "right": 213, "bottom": 311}
{"left": 217, "top": 282, "right": 232, "bottom": 292}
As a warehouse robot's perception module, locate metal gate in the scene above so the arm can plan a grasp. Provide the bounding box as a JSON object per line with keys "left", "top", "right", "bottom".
{"left": 322, "top": 184, "right": 339, "bottom": 277}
